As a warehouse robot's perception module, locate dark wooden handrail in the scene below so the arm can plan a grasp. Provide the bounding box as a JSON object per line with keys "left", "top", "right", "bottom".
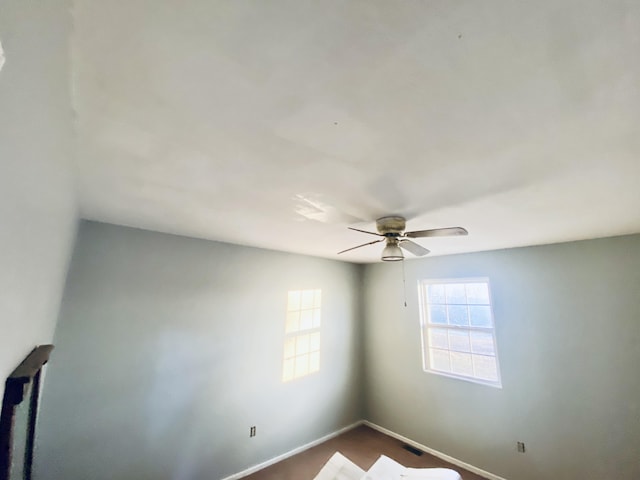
{"left": 0, "top": 345, "right": 54, "bottom": 480}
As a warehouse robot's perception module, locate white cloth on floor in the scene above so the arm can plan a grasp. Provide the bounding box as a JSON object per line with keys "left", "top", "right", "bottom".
{"left": 313, "top": 452, "right": 366, "bottom": 480}
{"left": 361, "top": 455, "right": 461, "bottom": 480}
{"left": 403, "top": 467, "right": 462, "bottom": 480}
{"left": 313, "top": 452, "right": 461, "bottom": 480}
{"left": 360, "top": 454, "right": 405, "bottom": 479}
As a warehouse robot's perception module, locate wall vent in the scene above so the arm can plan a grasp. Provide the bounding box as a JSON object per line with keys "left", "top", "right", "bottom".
{"left": 402, "top": 444, "right": 423, "bottom": 456}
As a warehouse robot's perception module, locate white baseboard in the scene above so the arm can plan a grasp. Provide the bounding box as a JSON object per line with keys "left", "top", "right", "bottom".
{"left": 221, "top": 421, "right": 364, "bottom": 480}
{"left": 222, "top": 419, "right": 506, "bottom": 480}
{"left": 362, "top": 421, "right": 507, "bottom": 480}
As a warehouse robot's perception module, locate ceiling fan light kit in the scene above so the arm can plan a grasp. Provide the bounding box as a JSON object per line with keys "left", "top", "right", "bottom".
{"left": 381, "top": 240, "right": 404, "bottom": 262}
{"left": 339, "top": 216, "right": 468, "bottom": 262}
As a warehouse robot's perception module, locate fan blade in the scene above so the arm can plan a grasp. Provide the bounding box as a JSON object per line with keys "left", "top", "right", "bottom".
{"left": 400, "top": 239, "right": 430, "bottom": 256}
{"left": 337, "top": 239, "right": 384, "bottom": 254}
{"left": 348, "top": 227, "right": 383, "bottom": 236}
{"left": 405, "top": 227, "right": 468, "bottom": 238}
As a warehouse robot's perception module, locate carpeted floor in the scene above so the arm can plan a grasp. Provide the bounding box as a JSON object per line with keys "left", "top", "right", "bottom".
{"left": 241, "top": 425, "right": 488, "bottom": 480}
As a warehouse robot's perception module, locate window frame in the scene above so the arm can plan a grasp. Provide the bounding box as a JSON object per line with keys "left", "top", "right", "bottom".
{"left": 282, "top": 289, "right": 322, "bottom": 382}
{"left": 418, "top": 277, "right": 502, "bottom": 388}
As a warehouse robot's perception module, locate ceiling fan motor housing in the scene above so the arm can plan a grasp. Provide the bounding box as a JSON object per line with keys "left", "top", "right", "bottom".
{"left": 376, "top": 216, "right": 406, "bottom": 236}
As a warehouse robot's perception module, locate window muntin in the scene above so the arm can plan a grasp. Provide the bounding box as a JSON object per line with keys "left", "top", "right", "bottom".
{"left": 282, "top": 289, "right": 321, "bottom": 382}
{"left": 418, "top": 279, "right": 501, "bottom": 387}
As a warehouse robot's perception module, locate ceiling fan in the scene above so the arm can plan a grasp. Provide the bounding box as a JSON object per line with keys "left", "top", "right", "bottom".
{"left": 338, "top": 216, "right": 468, "bottom": 261}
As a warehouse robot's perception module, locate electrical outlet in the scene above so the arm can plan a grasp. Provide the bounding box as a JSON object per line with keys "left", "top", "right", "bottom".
{"left": 249, "top": 426, "right": 256, "bottom": 437}
{"left": 517, "top": 441, "right": 526, "bottom": 453}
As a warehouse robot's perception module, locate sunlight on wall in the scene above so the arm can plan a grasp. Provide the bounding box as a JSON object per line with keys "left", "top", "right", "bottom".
{"left": 282, "top": 289, "right": 321, "bottom": 382}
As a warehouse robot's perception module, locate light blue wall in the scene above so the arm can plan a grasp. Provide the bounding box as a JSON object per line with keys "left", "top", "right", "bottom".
{"left": 37, "top": 221, "right": 363, "bottom": 480}
{"left": 0, "top": 0, "right": 77, "bottom": 399}
{"left": 31, "top": 219, "right": 640, "bottom": 480}
{"left": 362, "top": 235, "right": 640, "bottom": 480}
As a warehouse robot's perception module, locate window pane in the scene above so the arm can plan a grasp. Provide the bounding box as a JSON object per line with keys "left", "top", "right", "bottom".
{"left": 428, "top": 328, "right": 448, "bottom": 349}
{"left": 300, "top": 309, "right": 313, "bottom": 330}
{"left": 429, "top": 305, "right": 447, "bottom": 324}
{"left": 466, "top": 283, "right": 489, "bottom": 304}
{"left": 296, "top": 334, "right": 310, "bottom": 355}
{"left": 445, "top": 284, "right": 466, "bottom": 304}
{"left": 450, "top": 352, "right": 473, "bottom": 376}
{"left": 309, "top": 332, "right": 320, "bottom": 351}
{"left": 469, "top": 306, "right": 492, "bottom": 327}
{"left": 420, "top": 279, "right": 500, "bottom": 387}
{"left": 283, "top": 289, "right": 322, "bottom": 382}
{"left": 428, "top": 284, "right": 446, "bottom": 304}
{"left": 430, "top": 349, "right": 450, "bottom": 372}
{"left": 448, "top": 330, "right": 471, "bottom": 353}
{"left": 470, "top": 331, "right": 495, "bottom": 355}
{"left": 448, "top": 305, "right": 468, "bottom": 326}
{"left": 473, "top": 355, "right": 498, "bottom": 381}
{"left": 288, "top": 290, "right": 301, "bottom": 311}
{"left": 286, "top": 311, "right": 300, "bottom": 333}
{"left": 294, "top": 355, "right": 309, "bottom": 377}
{"left": 283, "top": 338, "right": 296, "bottom": 359}
{"left": 309, "top": 352, "right": 320, "bottom": 373}
{"left": 301, "top": 290, "right": 315, "bottom": 309}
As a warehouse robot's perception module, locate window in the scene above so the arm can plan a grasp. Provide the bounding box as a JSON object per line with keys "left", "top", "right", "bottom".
{"left": 418, "top": 278, "right": 501, "bottom": 387}
{"left": 282, "top": 289, "right": 321, "bottom": 382}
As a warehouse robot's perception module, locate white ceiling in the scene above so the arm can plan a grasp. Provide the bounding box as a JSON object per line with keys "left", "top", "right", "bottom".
{"left": 72, "top": 0, "right": 640, "bottom": 263}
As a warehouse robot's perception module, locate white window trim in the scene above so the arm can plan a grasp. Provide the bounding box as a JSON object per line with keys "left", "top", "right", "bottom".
{"left": 418, "top": 277, "right": 502, "bottom": 388}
